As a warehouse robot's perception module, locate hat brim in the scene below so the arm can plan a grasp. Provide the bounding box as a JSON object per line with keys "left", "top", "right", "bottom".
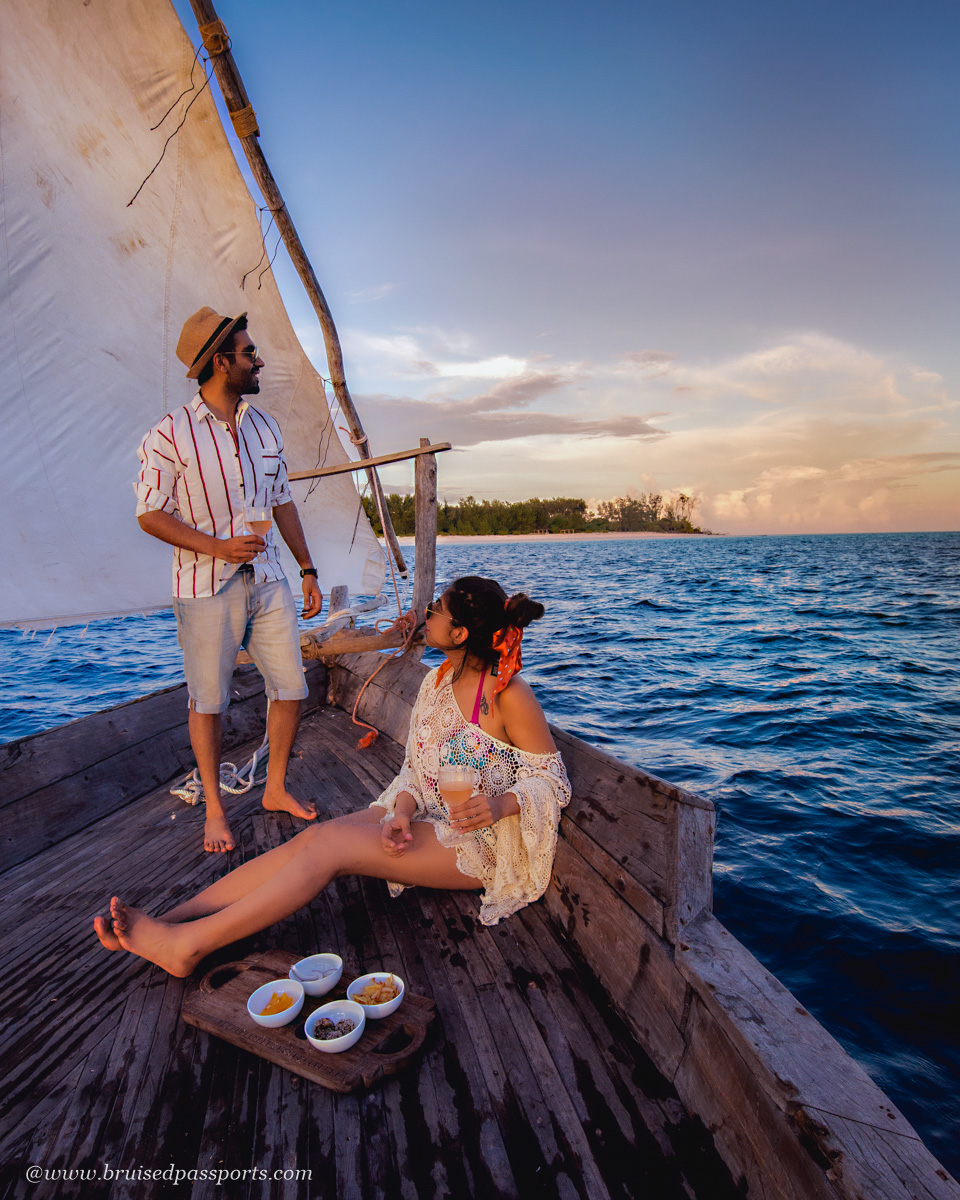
{"left": 185, "top": 312, "right": 247, "bottom": 379}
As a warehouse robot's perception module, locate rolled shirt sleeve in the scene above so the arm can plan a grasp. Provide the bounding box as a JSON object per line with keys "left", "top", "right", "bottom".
{"left": 134, "top": 423, "right": 179, "bottom": 517}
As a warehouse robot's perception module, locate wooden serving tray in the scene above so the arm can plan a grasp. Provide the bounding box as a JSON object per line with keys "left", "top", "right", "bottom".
{"left": 181, "top": 949, "right": 436, "bottom": 1093}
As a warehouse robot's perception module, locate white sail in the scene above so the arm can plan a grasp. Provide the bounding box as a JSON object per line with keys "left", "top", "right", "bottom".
{"left": 0, "top": 0, "right": 385, "bottom": 630}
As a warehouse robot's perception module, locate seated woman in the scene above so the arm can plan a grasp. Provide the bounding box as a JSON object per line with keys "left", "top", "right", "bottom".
{"left": 94, "top": 575, "right": 571, "bottom": 976}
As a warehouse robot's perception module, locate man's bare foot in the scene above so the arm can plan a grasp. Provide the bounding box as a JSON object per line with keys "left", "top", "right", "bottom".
{"left": 109, "top": 897, "right": 203, "bottom": 978}
{"left": 262, "top": 788, "right": 317, "bottom": 821}
{"left": 204, "top": 811, "right": 235, "bottom": 853}
{"left": 94, "top": 913, "right": 122, "bottom": 951}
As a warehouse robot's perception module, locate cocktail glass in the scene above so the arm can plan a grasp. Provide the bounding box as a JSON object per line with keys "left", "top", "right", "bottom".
{"left": 437, "top": 764, "right": 476, "bottom": 831}
{"left": 243, "top": 504, "right": 272, "bottom": 561}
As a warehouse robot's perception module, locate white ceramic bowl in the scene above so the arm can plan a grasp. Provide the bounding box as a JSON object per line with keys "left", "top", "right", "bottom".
{"left": 289, "top": 953, "right": 343, "bottom": 997}
{"left": 346, "top": 972, "right": 405, "bottom": 1019}
{"left": 304, "top": 1000, "right": 365, "bottom": 1053}
{"left": 246, "top": 978, "right": 304, "bottom": 1028}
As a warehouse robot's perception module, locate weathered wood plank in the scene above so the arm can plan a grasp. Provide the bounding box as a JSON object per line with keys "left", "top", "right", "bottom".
{"left": 674, "top": 911, "right": 960, "bottom": 1199}
{"left": 429, "top": 891, "right": 614, "bottom": 1200}
{"left": 541, "top": 837, "right": 688, "bottom": 1078}
{"left": 0, "top": 663, "right": 323, "bottom": 806}
{"left": 560, "top": 800, "right": 668, "bottom": 927}
{"left": 664, "top": 802, "right": 715, "bottom": 941}
{"left": 677, "top": 911, "right": 920, "bottom": 1132}
{"left": 673, "top": 992, "right": 841, "bottom": 1200}
{"left": 801, "top": 1108, "right": 960, "bottom": 1200}
{"left": 0, "top": 663, "right": 324, "bottom": 873}
{"left": 409, "top": 438, "right": 438, "bottom": 664}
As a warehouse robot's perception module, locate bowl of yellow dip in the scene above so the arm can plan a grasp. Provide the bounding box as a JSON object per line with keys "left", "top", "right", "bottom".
{"left": 246, "top": 978, "right": 305, "bottom": 1028}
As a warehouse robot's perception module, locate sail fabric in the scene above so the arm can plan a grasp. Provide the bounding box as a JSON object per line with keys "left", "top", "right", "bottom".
{"left": 0, "top": 0, "right": 385, "bottom": 629}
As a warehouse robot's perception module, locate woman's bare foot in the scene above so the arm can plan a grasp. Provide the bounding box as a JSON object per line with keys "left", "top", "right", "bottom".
{"left": 262, "top": 788, "right": 317, "bottom": 821}
{"left": 93, "top": 913, "right": 122, "bottom": 951}
{"left": 204, "top": 811, "right": 235, "bottom": 853}
{"left": 110, "top": 896, "right": 203, "bottom": 978}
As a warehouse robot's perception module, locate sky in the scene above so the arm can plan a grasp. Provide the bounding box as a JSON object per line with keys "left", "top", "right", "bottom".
{"left": 173, "top": 0, "right": 959, "bottom": 534}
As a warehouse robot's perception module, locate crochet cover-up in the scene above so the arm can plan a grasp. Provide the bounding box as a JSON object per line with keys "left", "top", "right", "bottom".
{"left": 370, "top": 667, "right": 571, "bottom": 925}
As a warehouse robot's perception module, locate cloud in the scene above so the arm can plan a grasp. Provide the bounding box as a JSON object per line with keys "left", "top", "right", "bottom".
{"left": 662, "top": 332, "right": 951, "bottom": 416}
{"left": 335, "top": 322, "right": 957, "bottom": 532}
{"left": 358, "top": 372, "right": 666, "bottom": 449}
{"left": 346, "top": 283, "right": 398, "bottom": 303}
{"left": 433, "top": 355, "right": 529, "bottom": 380}
{"left": 619, "top": 349, "right": 678, "bottom": 365}
{"left": 343, "top": 327, "right": 539, "bottom": 382}
{"left": 702, "top": 451, "right": 960, "bottom": 533}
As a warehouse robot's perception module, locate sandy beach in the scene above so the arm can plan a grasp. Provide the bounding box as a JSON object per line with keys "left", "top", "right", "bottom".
{"left": 396, "top": 531, "right": 714, "bottom": 545}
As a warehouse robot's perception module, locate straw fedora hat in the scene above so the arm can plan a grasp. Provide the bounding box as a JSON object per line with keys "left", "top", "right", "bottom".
{"left": 176, "top": 307, "right": 248, "bottom": 379}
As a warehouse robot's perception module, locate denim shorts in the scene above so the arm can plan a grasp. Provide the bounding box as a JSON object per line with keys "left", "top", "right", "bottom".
{"left": 173, "top": 570, "right": 308, "bottom": 713}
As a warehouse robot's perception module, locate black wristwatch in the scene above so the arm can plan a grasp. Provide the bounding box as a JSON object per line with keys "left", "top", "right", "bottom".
{"left": 300, "top": 567, "right": 318, "bottom": 578}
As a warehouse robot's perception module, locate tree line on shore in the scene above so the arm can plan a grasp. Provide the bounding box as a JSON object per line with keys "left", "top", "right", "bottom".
{"left": 361, "top": 492, "right": 703, "bottom": 536}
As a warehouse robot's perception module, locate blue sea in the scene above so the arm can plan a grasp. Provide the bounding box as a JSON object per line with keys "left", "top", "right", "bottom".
{"left": 2, "top": 532, "right": 958, "bottom": 1172}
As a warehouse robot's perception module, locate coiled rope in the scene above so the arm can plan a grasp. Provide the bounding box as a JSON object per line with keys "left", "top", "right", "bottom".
{"left": 170, "top": 704, "right": 271, "bottom": 805}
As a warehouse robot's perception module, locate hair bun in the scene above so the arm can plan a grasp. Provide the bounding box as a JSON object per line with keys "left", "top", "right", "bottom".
{"left": 504, "top": 592, "right": 545, "bottom": 629}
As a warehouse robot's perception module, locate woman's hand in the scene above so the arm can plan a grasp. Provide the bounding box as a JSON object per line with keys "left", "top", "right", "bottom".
{"left": 380, "top": 811, "right": 413, "bottom": 857}
{"left": 450, "top": 792, "right": 520, "bottom": 833}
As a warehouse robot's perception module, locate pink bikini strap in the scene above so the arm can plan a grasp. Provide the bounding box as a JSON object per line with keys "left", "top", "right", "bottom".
{"left": 470, "top": 670, "right": 486, "bottom": 725}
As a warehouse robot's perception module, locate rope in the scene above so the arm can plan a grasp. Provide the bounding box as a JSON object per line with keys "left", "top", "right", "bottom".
{"left": 230, "top": 104, "right": 260, "bottom": 139}
{"left": 350, "top": 615, "right": 417, "bottom": 749}
{"left": 198, "top": 19, "right": 230, "bottom": 56}
{"left": 170, "top": 704, "right": 271, "bottom": 805}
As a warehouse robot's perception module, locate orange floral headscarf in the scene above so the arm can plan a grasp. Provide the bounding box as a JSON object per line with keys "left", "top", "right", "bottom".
{"left": 433, "top": 617, "right": 524, "bottom": 695}
{"left": 491, "top": 624, "right": 523, "bottom": 696}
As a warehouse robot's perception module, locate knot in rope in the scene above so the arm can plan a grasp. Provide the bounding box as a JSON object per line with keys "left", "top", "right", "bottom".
{"left": 338, "top": 425, "right": 369, "bottom": 449}
{"left": 199, "top": 19, "right": 230, "bottom": 56}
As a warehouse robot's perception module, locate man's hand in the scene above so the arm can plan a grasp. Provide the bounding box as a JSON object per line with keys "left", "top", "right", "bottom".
{"left": 380, "top": 811, "right": 413, "bottom": 857}
{"left": 219, "top": 534, "right": 266, "bottom": 563}
{"left": 301, "top": 575, "right": 323, "bottom": 620}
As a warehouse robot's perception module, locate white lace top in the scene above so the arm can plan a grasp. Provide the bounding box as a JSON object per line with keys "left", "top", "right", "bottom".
{"left": 370, "top": 667, "right": 571, "bottom": 925}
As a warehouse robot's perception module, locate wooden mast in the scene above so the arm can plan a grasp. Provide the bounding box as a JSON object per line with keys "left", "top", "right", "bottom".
{"left": 186, "top": 0, "right": 408, "bottom": 576}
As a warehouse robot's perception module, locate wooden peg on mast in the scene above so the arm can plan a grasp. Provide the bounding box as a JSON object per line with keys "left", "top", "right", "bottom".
{"left": 187, "top": 0, "right": 408, "bottom": 576}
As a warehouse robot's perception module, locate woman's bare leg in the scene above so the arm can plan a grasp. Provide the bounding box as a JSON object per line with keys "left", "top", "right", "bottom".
{"left": 96, "top": 811, "right": 383, "bottom": 945}
{"left": 108, "top": 817, "right": 480, "bottom": 977}
{"left": 158, "top": 824, "right": 334, "bottom": 922}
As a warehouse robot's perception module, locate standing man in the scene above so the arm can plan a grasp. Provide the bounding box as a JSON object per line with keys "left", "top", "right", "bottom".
{"left": 135, "top": 307, "right": 321, "bottom": 852}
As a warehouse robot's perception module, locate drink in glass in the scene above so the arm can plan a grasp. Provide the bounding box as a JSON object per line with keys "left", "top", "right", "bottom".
{"left": 437, "top": 764, "right": 476, "bottom": 825}
{"left": 244, "top": 505, "right": 272, "bottom": 537}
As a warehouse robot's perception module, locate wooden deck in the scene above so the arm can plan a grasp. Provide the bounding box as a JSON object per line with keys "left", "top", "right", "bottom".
{"left": 0, "top": 697, "right": 738, "bottom": 1199}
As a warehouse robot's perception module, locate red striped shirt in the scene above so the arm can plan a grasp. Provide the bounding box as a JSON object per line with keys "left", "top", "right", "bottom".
{"left": 135, "top": 394, "right": 293, "bottom": 599}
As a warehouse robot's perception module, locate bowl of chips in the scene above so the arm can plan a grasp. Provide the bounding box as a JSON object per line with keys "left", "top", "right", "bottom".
{"left": 346, "top": 971, "right": 405, "bottom": 1019}
{"left": 304, "top": 1000, "right": 365, "bottom": 1053}
{"left": 246, "top": 978, "right": 304, "bottom": 1028}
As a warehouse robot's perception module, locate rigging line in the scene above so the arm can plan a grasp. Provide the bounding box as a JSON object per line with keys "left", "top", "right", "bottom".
{"left": 150, "top": 44, "right": 207, "bottom": 131}
{"left": 255, "top": 230, "right": 283, "bottom": 290}
{"left": 305, "top": 385, "right": 343, "bottom": 492}
{"left": 127, "top": 67, "right": 214, "bottom": 207}
{"left": 240, "top": 209, "right": 277, "bottom": 290}
{"left": 368, "top": 479, "right": 403, "bottom": 619}
{"left": 305, "top": 380, "right": 337, "bottom": 500}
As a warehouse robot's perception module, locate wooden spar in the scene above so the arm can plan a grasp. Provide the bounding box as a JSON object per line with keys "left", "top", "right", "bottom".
{"left": 186, "top": 0, "right": 408, "bottom": 577}
{"left": 288, "top": 441, "right": 452, "bottom": 482}
{"left": 410, "top": 437, "right": 438, "bottom": 659}
{"left": 298, "top": 437, "right": 439, "bottom": 660}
